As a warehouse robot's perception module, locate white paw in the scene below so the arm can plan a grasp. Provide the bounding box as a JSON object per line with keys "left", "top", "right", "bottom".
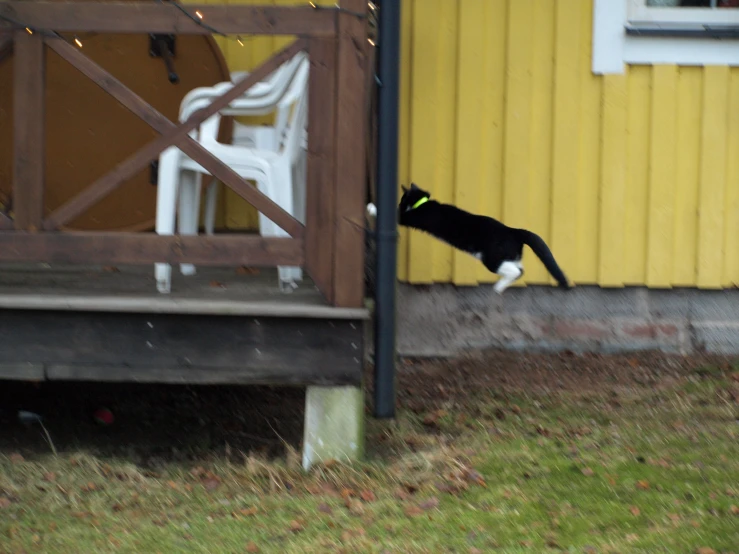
{"left": 366, "top": 203, "right": 377, "bottom": 217}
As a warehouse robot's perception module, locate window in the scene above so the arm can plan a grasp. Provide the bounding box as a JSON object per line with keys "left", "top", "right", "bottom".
{"left": 630, "top": 0, "right": 739, "bottom": 26}
{"left": 593, "top": 0, "right": 739, "bottom": 74}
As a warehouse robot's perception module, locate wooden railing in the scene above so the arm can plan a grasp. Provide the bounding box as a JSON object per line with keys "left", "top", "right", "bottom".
{"left": 0, "top": 1, "right": 370, "bottom": 308}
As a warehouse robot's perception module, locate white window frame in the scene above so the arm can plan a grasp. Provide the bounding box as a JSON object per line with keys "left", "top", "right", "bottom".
{"left": 593, "top": 0, "right": 739, "bottom": 75}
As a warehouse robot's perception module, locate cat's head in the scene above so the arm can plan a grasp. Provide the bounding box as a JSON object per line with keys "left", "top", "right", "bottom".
{"left": 399, "top": 183, "right": 431, "bottom": 213}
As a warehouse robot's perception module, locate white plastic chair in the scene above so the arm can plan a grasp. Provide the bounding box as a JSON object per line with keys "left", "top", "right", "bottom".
{"left": 179, "top": 53, "right": 307, "bottom": 153}
{"left": 154, "top": 60, "right": 309, "bottom": 294}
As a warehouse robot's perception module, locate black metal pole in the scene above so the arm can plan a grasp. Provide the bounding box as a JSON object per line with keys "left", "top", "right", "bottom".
{"left": 373, "top": 0, "right": 401, "bottom": 419}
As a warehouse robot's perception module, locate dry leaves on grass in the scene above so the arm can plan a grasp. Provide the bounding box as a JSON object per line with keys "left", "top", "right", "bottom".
{"left": 317, "top": 503, "right": 333, "bottom": 515}
{"left": 9, "top": 453, "right": 24, "bottom": 463}
{"left": 581, "top": 467, "right": 595, "bottom": 477}
{"left": 636, "top": 480, "right": 650, "bottom": 490}
{"left": 246, "top": 542, "right": 260, "bottom": 553}
{"left": 289, "top": 519, "right": 304, "bottom": 533}
{"left": 232, "top": 507, "right": 258, "bottom": 518}
{"left": 696, "top": 548, "right": 717, "bottom": 554}
{"left": 0, "top": 497, "right": 12, "bottom": 509}
{"left": 629, "top": 506, "right": 641, "bottom": 516}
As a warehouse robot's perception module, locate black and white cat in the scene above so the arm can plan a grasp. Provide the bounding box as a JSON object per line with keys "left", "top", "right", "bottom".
{"left": 367, "top": 183, "right": 571, "bottom": 294}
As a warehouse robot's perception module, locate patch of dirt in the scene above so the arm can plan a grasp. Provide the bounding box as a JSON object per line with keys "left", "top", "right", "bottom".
{"left": 388, "top": 350, "right": 737, "bottom": 406}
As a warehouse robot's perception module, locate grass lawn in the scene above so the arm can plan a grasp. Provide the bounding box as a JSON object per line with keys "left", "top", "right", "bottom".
{"left": 1, "top": 351, "right": 738, "bottom": 553}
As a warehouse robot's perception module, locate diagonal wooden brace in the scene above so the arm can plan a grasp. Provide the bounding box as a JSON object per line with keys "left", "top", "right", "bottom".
{"left": 43, "top": 36, "right": 307, "bottom": 238}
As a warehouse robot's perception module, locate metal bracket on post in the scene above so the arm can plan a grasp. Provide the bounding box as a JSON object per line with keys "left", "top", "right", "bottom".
{"left": 148, "top": 33, "right": 179, "bottom": 84}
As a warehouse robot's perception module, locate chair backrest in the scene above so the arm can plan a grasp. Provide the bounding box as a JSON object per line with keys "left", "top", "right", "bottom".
{"left": 192, "top": 58, "right": 309, "bottom": 162}
{"left": 178, "top": 52, "right": 307, "bottom": 122}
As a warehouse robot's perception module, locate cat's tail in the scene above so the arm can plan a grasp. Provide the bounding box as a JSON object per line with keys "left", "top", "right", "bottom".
{"left": 517, "top": 230, "right": 571, "bottom": 289}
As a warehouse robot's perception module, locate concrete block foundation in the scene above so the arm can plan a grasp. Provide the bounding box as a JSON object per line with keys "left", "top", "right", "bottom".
{"left": 394, "top": 284, "right": 739, "bottom": 357}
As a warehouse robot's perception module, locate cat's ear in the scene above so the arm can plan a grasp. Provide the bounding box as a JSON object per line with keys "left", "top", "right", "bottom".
{"left": 410, "top": 182, "right": 420, "bottom": 191}
{"left": 400, "top": 185, "right": 409, "bottom": 193}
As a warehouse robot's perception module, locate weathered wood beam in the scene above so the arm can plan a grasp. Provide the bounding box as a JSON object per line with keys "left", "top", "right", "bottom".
{"left": 0, "top": 31, "right": 12, "bottom": 64}
{"left": 12, "top": 30, "right": 45, "bottom": 230}
{"left": 43, "top": 37, "right": 306, "bottom": 238}
{"left": 0, "top": 232, "right": 304, "bottom": 266}
{"left": 0, "top": 3, "right": 336, "bottom": 36}
{"left": 305, "top": 37, "right": 338, "bottom": 304}
{"left": 0, "top": 311, "right": 363, "bottom": 386}
{"left": 333, "top": 0, "right": 369, "bottom": 308}
{"left": 0, "top": 212, "right": 12, "bottom": 230}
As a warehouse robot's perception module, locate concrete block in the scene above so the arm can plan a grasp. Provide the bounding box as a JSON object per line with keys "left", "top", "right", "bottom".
{"left": 302, "top": 386, "right": 364, "bottom": 471}
{"left": 692, "top": 322, "right": 739, "bottom": 355}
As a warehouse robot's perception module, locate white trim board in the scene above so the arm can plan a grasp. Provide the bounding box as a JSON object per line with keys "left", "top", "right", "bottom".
{"left": 593, "top": 0, "right": 739, "bottom": 75}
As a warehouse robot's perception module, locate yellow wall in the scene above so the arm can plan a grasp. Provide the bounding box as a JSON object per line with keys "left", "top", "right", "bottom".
{"left": 397, "top": 0, "right": 739, "bottom": 290}
{"left": 202, "top": 0, "right": 739, "bottom": 290}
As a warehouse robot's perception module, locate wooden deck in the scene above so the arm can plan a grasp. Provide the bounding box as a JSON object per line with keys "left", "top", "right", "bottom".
{"left": 0, "top": 264, "right": 369, "bottom": 319}
{"left": 0, "top": 264, "right": 367, "bottom": 385}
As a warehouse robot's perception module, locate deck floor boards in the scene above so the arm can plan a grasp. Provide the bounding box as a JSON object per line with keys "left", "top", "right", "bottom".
{"left": 0, "top": 264, "right": 368, "bottom": 319}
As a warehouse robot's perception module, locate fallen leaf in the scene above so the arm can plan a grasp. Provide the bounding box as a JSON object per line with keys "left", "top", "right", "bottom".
{"left": 9, "top": 453, "right": 24, "bottom": 463}
{"left": 730, "top": 505, "right": 739, "bottom": 515}
{"left": 0, "top": 497, "right": 11, "bottom": 509}
{"left": 209, "top": 280, "right": 225, "bottom": 288}
{"left": 203, "top": 478, "right": 220, "bottom": 491}
{"left": 696, "top": 548, "right": 716, "bottom": 554}
{"left": 289, "top": 519, "right": 304, "bottom": 533}
{"left": 630, "top": 506, "right": 641, "bottom": 516}
{"left": 360, "top": 489, "right": 376, "bottom": 503}
{"left": 636, "top": 480, "right": 650, "bottom": 490}
{"left": 236, "top": 266, "right": 260, "bottom": 276}
{"left": 81, "top": 482, "right": 97, "bottom": 492}
{"left": 510, "top": 405, "right": 521, "bottom": 415}
{"left": 42, "top": 472, "right": 57, "bottom": 482}
{"left": 419, "top": 497, "right": 440, "bottom": 511}
{"left": 317, "top": 503, "right": 332, "bottom": 515}
{"left": 233, "top": 507, "right": 258, "bottom": 518}
{"left": 465, "top": 469, "right": 486, "bottom": 487}
{"left": 167, "top": 480, "right": 178, "bottom": 489}
{"left": 668, "top": 513, "right": 681, "bottom": 523}
{"left": 345, "top": 498, "right": 365, "bottom": 516}
{"left": 48, "top": 522, "right": 57, "bottom": 532}
{"left": 581, "top": 467, "right": 595, "bottom": 477}
{"left": 340, "top": 488, "right": 356, "bottom": 499}
{"left": 246, "top": 542, "right": 260, "bottom": 553}
{"left": 404, "top": 505, "right": 424, "bottom": 517}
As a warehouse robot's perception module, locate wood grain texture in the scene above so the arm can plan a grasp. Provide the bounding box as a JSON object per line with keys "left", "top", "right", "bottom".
{"left": 332, "top": 0, "right": 368, "bottom": 308}
{"left": 646, "top": 65, "right": 678, "bottom": 288}
{"left": 0, "top": 310, "right": 363, "bottom": 385}
{"left": 0, "top": 212, "right": 11, "bottom": 229}
{"left": 0, "top": 2, "right": 336, "bottom": 36}
{"left": 697, "top": 66, "right": 729, "bottom": 289}
{"left": 43, "top": 37, "right": 306, "bottom": 238}
{"left": 305, "top": 37, "right": 337, "bottom": 304}
{"left": 12, "top": 30, "right": 45, "bottom": 231}
{"left": 0, "top": 233, "right": 303, "bottom": 266}
{"left": 599, "top": 73, "right": 627, "bottom": 287}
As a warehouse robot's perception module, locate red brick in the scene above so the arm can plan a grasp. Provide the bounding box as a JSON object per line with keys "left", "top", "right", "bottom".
{"left": 621, "top": 323, "right": 679, "bottom": 339}
{"left": 553, "top": 320, "right": 610, "bottom": 339}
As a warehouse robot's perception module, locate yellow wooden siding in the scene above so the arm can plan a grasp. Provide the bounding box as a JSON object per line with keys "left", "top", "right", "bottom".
{"left": 396, "top": 0, "right": 739, "bottom": 289}
{"left": 195, "top": 0, "right": 738, "bottom": 289}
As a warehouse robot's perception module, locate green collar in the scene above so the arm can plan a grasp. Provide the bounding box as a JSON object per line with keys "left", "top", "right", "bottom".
{"left": 411, "top": 196, "right": 429, "bottom": 210}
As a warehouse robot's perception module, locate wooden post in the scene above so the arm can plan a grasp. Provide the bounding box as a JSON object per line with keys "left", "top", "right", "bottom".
{"left": 305, "top": 37, "right": 338, "bottom": 304}
{"left": 333, "top": 0, "right": 369, "bottom": 308}
{"left": 13, "top": 30, "right": 45, "bottom": 231}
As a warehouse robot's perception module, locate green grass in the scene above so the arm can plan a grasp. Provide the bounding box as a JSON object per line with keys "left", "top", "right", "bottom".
{"left": 1, "top": 367, "right": 738, "bottom": 553}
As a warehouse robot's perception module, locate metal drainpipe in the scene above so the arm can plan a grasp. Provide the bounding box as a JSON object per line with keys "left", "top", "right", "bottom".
{"left": 373, "top": 0, "right": 401, "bottom": 419}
